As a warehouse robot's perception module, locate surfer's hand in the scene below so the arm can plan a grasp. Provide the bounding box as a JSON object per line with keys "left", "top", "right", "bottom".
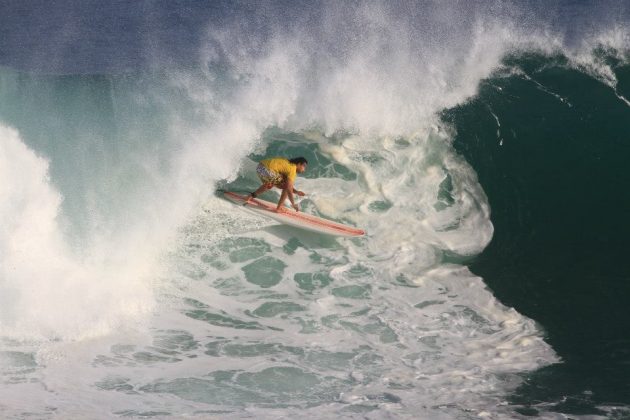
{"left": 295, "top": 190, "right": 306, "bottom": 197}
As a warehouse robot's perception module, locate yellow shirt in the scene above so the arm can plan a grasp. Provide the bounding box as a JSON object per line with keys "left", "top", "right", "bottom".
{"left": 261, "top": 158, "right": 297, "bottom": 182}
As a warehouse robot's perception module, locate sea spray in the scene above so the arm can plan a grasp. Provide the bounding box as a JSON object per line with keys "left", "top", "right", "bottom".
{"left": 2, "top": 1, "right": 629, "bottom": 418}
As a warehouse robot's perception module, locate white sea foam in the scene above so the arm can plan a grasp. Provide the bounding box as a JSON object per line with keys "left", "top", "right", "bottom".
{"left": 5, "top": 1, "right": 630, "bottom": 417}
{"left": 0, "top": 125, "right": 154, "bottom": 341}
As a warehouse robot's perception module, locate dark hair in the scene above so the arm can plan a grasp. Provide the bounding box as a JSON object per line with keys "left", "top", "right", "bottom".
{"left": 289, "top": 157, "right": 308, "bottom": 165}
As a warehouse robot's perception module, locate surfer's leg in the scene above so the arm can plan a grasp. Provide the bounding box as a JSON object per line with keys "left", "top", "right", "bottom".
{"left": 276, "top": 184, "right": 291, "bottom": 212}
{"left": 272, "top": 178, "right": 292, "bottom": 211}
{"left": 250, "top": 182, "right": 273, "bottom": 199}
{"left": 247, "top": 164, "right": 278, "bottom": 203}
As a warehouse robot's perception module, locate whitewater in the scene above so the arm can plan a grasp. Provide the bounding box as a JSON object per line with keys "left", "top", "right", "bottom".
{"left": 1, "top": 1, "right": 629, "bottom": 418}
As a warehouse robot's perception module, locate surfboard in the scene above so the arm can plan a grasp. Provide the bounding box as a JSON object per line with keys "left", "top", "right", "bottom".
{"left": 222, "top": 191, "right": 365, "bottom": 237}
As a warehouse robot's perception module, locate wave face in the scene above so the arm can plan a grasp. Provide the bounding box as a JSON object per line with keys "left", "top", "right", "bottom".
{"left": 444, "top": 52, "right": 630, "bottom": 416}
{"left": 0, "top": 1, "right": 629, "bottom": 418}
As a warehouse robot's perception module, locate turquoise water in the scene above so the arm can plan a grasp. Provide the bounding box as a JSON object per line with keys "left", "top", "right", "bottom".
{"left": 1, "top": 2, "right": 630, "bottom": 418}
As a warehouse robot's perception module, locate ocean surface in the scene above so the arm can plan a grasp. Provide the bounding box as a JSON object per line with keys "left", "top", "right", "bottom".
{"left": 1, "top": 1, "right": 629, "bottom": 418}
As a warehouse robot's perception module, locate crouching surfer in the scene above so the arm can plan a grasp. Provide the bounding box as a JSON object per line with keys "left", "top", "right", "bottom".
{"left": 246, "top": 157, "right": 308, "bottom": 212}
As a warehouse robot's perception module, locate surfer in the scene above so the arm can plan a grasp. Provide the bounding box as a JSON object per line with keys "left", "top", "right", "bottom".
{"left": 246, "top": 157, "right": 308, "bottom": 212}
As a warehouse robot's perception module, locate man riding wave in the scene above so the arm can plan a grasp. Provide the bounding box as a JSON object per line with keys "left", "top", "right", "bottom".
{"left": 246, "top": 157, "right": 308, "bottom": 212}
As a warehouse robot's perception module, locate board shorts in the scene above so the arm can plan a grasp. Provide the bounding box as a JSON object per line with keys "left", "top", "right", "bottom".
{"left": 256, "top": 163, "right": 284, "bottom": 187}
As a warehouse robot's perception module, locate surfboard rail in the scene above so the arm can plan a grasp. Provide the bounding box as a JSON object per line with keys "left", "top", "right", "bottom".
{"left": 222, "top": 191, "right": 365, "bottom": 237}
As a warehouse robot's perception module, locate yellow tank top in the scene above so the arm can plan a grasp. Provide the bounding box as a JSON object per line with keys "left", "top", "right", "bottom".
{"left": 261, "top": 158, "right": 297, "bottom": 182}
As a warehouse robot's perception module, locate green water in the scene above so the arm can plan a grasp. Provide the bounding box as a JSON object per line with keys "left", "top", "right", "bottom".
{"left": 445, "top": 53, "right": 630, "bottom": 416}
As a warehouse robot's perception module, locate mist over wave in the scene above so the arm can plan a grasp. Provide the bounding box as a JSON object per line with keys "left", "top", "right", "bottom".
{"left": 1, "top": 1, "right": 630, "bottom": 418}
{"left": 0, "top": 123, "right": 154, "bottom": 340}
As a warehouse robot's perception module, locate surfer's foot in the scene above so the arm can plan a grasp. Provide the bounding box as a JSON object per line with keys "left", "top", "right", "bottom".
{"left": 244, "top": 192, "right": 256, "bottom": 205}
